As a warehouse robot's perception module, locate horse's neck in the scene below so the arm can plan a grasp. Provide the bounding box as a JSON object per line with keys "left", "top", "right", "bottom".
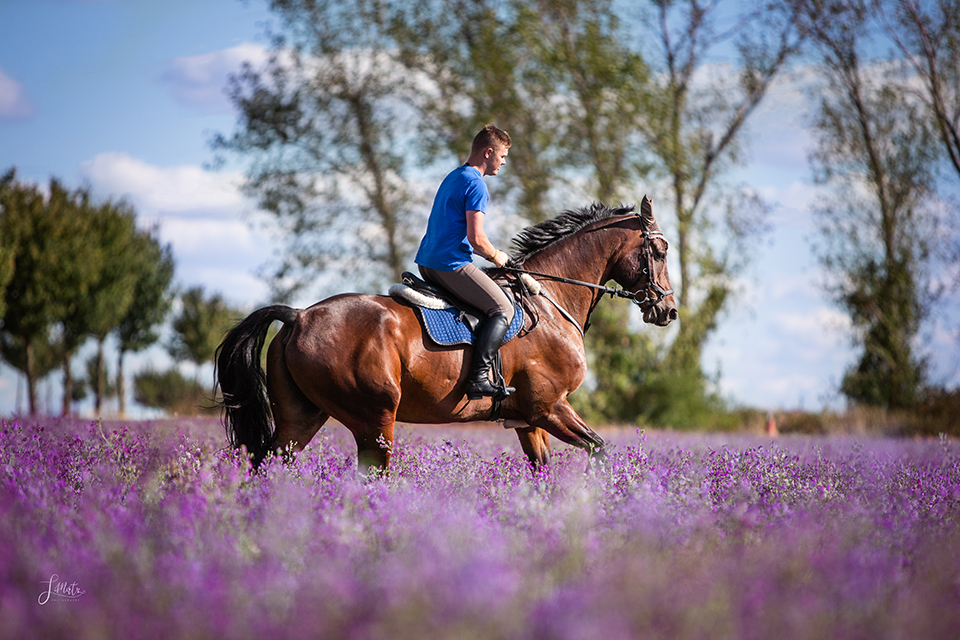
{"left": 527, "top": 228, "right": 621, "bottom": 317}
{"left": 527, "top": 227, "right": 619, "bottom": 286}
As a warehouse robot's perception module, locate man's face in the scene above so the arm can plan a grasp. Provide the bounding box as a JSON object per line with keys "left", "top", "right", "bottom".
{"left": 483, "top": 145, "right": 509, "bottom": 176}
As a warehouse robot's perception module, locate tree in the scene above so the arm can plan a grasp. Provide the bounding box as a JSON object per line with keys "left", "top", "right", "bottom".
{"left": 115, "top": 228, "right": 175, "bottom": 417}
{"left": 512, "top": 1, "right": 677, "bottom": 424}
{"left": 212, "top": 0, "right": 423, "bottom": 300}
{"left": 518, "top": 0, "right": 650, "bottom": 203}
{"left": 799, "top": 0, "right": 944, "bottom": 409}
{"left": 0, "top": 170, "right": 92, "bottom": 414}
{"left": 81, "top": 353, "right": 114, "bottom": 408}
{"left": 0, "top": 170, "right": 15, "bottom": 321}
{"left": 398, "top": 0, "right": 804, "bottom": 426}
{"left": 874, "top": 0, "right": 960, "bottom": 180}
{"left": 168, "top": 286, "right": 243, "bottom": 375}
{"left": 634, "top": 0, "right": 803, "bottom": 407}
{"left": 58, "top": 192, "right": 141, "bottom": 415}
{"left": 569, "top": 302, "right": 661, "bottom": 424}
{"left": 389, "top": 0, "right": 568, "bottom": 224}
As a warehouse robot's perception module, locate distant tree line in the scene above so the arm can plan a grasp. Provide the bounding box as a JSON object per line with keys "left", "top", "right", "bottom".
{"left": 0, "top": 168, "right": 244, "bottom": 417}
{"left": 213, "top": 0, "right": 958, "bottom": 425}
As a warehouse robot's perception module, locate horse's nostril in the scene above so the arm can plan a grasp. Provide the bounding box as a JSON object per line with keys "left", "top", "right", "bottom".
{"left": 669, "top": 308, "right": 678, "bottom": 321}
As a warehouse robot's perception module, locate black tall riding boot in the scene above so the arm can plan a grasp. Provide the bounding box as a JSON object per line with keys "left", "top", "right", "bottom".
{"left": 466, "top": 312, "right": 516, "bottom": 400}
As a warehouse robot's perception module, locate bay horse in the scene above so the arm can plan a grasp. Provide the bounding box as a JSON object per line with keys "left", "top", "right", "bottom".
{"left": 216, "top": 197, "right": 677, "bottom": 472}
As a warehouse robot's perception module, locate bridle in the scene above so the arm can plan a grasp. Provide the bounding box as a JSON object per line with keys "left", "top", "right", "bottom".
{"left": 628, "top": 214, "right": 675, "bottom": 311}
{"left": 504, "top": 213, "right": 674, "bottom": 312}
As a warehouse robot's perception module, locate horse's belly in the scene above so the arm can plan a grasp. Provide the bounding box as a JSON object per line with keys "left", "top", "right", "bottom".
{"left": 395, "top": 348, "right": 493, "bottom": 423}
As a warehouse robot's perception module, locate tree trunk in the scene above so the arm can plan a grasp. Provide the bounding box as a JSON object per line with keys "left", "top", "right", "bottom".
{"left": 25, "top": 341, "right": 38, "bottom": 416}
{"left": 61, "top": 351, "right": 73, "bottom": 416}
{"left": 94, "top": 339, "right": 105, "bottom": 413}
{"left": 117, "top": 351, "right": 127, "bottom": 418}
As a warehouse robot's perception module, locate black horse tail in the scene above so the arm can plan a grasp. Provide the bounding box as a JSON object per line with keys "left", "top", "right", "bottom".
{"left": 215, "top": 304, "right": 299, "bottom": 467}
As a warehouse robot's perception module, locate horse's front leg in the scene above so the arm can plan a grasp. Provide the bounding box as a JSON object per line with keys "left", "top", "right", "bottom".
{"left": 514, "top": 426, "right": 552, "bottom": 469}
{"left": 528, "top": 399, "right": 605, "bottom": 466}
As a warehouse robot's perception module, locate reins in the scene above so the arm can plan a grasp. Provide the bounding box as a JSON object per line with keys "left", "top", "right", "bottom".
{"left": 503, "top": 266, "right": 637, "bottom": 301}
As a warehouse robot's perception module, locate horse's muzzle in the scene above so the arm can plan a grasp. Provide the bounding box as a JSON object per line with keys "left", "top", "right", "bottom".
{"left": 643, "top": 301, "right": 678, "bottom": 327}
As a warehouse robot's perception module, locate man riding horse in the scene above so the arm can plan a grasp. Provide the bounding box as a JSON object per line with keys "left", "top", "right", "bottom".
{"left": 415, "top": 124, "right": 516, "bottom": 401}
{"left": 216, "top": 122, "right": 678, "bottom": 472}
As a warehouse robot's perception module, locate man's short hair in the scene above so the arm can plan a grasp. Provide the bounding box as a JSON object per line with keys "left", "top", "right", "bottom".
{"left": 471, "top": 124, "right": 511, "bottom": 154}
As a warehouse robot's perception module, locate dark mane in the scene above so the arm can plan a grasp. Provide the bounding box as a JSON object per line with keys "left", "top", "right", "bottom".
{"left": 509, "top": 202, "right": 636, "bottom": 266}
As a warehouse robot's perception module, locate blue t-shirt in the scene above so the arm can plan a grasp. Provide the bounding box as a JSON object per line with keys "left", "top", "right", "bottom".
{"left": 415, "top": 165, "right": 489, "bottom": 270}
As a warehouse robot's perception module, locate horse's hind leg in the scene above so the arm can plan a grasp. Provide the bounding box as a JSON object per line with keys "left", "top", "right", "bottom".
{"left": 267, "top": 330, "right": 329, "bottom": 457}
{"left": 516, "top": 427, "right": 551, "bottom": 469}
{"left": 342, "top": 409, "right": 396, "bottom": 477}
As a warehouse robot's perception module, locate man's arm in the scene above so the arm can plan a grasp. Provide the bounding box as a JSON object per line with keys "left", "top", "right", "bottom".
{"left": 466, "top": 210, "right": 508, "bottom": 267}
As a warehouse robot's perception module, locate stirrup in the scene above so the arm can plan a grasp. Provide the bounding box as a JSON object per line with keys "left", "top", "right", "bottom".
{"left": 466, "top": 379, "right": 515, "bottom": 401}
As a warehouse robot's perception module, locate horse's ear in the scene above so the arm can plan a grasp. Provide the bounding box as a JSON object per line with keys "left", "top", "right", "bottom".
{"left": 640, "top": 195, "right": 659, "bottom": 230}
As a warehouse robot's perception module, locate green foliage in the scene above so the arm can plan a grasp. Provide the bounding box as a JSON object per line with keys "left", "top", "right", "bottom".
{"left": 168, "top": 287, "right": 243, "bottom": 370}
{"left": 76, "top": 194, "right": 141, "bottom": 342}
{"left": 390, "top": 0, "right": 649, "bottom": 219}
{"left": 571, "top": 304, "right": 659, "bottom": 424}
{"left": 115, "top": 228, "right": 175, "bottom": 416}
{"left": 56, "top": 189, "right": 142, "bottom": 414}
{"left": 571, "top": 303, "right": 736, "bottom": 429}
{"left": 802, "top": 0, "right": 944, "bottom": 410}
{"left": 1, "top": 168, "right": 172, "bottom": 415}
{"left": 116, "top": 229, "right": 175, "bottom": 355}
{"left": 514, "top": 0, "right": 650, "bottom": 203}
{"left": 0, "top": 169, "right": 15, "bottom": 320}
{"left": 0, "top": 170, "right": 93, "bottom": 413}
{"left": 838, "top": 258, "right": 925, "bottom": 409}
{"left": 0, "top": 332, "right": 59, "bottom": 386}
{"left": 133, "top": 367, "right": 215, "bottom": 416}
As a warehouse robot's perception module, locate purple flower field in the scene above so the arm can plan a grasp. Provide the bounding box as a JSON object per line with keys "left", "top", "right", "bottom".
{"left": 2, "top": 417, "right": 959, "bottom": 640}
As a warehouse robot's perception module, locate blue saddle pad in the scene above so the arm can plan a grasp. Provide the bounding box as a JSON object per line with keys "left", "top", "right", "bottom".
{"left": 416, "top": 304, "right": 523, "bottom": 347}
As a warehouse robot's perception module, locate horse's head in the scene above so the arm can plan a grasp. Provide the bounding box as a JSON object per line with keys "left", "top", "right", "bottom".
{"left": 613, "top": 196, "right": 678, "bottom": 327}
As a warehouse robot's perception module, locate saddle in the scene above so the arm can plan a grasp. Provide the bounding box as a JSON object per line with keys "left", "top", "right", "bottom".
{"left": 388, "top": 272, "right": 523, "bottom": 347}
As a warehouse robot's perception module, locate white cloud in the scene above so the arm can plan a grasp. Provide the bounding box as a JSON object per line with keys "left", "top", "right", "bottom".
{"left": 0, "top": 65, "right": 34, "bottom": 120}
{"left": 157, "top": 42, "right": 270, "bottom": 114}
{"left": 707, "top": 302, "right": 853, "bottom": 410}
{"left": 773, "top": 307, "right": 850, "bottom": 349}
{"left": 157, "top": 217, "right": 259, "bottom": 255}
{"left": 79, "top": 152, "right": 248, "bottom": 218}
{"left": 77, "top": 153, "right": 273, "bottom": 307}
{"left": 757, "top": 181, "right": 820, "bottom": 230}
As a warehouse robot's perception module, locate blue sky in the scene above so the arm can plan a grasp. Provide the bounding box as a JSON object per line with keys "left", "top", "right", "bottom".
{"left": 0, "top": 0, "right": 956, "bottom": 417}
